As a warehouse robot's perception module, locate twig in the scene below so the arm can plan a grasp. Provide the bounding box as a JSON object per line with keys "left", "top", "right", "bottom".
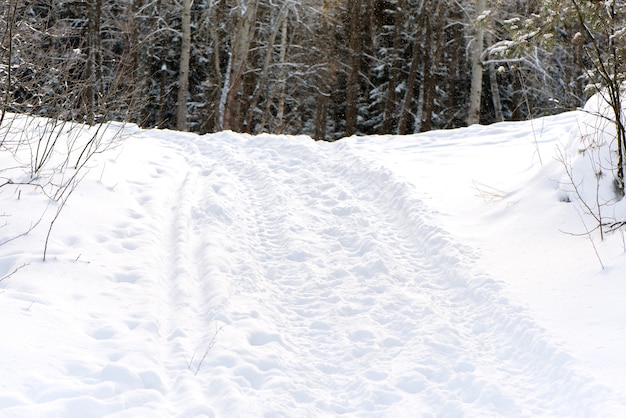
{"left": 556, "top": 144, "right": 604, "bottom": 239}
{"left": 0, "top": 206, "right": 48, "bottom": 247}
{"left": 472, "top": 180, "right": 507, "bottom": 201}
{"left": 604, "top": 221, "right": 626, "bottom": 233}
{"left": 578, "top": 210, "right": 605, "bottom": 270}
{"left": 560, "top": 208, "right": 605, "bottom": 270}
{"left": 0, "top": 262, "right": 29, "bottom": 283}
{"left": 188, "top": 324, "right": 225, "bottom": 376}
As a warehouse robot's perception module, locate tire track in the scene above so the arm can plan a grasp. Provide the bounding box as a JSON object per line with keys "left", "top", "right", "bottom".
{"left": 174, "top": 134, "right": 623, "bottom": 417}
{"left": 131, "top": 131, "right": 626, "bottom": 417}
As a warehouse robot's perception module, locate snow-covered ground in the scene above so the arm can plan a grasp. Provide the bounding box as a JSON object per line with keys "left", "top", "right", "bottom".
{"left": 1, "top": 106, "right": 626, "bottom": 417}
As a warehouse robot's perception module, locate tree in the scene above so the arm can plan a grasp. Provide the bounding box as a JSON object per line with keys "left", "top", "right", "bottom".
{"left": 419, "top": 0, "right": 446, "bottom": 132}
{"left": 314, "top": 0, "right": 339, "bottom": 140}
{"left": 381, "top": 0, "right": 405, "bottom": 134}
{"left": 467, "top": 0, "right": 487, "bottom": 125}
{"left": 86, "top": 0, "right": 103, "bottom": 125}
{"left": 0, "top": 0, "right": 16, "bottom": 127}
{"left": 177, "top": 0, "right": 192, "bottom": 131}
{"left": 344, "top": 0, "right": 362, "bottom": 137}
{"left": 221, "top": 0, "right": 259, "bottom": 131}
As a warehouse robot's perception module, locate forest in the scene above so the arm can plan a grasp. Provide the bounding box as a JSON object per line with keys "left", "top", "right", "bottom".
{"left": 0, "top": 1, "right": 623, "bottom": 141}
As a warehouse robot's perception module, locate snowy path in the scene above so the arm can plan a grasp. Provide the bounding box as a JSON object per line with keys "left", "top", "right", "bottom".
{"left": 119, "top": 132, "right": 621, "bottom": 416}
{"left": 2, "top": 123, "right": 625, "bottom": 417}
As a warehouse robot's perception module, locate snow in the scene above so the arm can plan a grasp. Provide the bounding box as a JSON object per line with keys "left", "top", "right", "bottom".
{"left": 2, "top": 104, "right": 626, "bottom": 417}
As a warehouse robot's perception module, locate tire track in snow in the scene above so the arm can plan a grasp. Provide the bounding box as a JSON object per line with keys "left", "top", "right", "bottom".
{"left": 159, "top": 133, "right": 624, "bottom": 417}
{"left": 160, "top": 166, "right": 216, "bottom": 414}
{"left": 155, "top": 138, "right": 255, "bottom": 416}
{"left": 119, "top": 133, "right": 245, "bottom": 416}
{"left": 110, "top": 136, "right": 212, "bottom": 416}
{"left": 323, "top": 152, "right": 622, "bottom": 417}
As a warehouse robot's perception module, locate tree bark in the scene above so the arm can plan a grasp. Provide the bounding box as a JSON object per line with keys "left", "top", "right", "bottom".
{"left": 398, "top": 5, "right": 425, "bottom": 135}
{"left": 486, "top": 31, "right": 503, "bottom": 123}
{"left": 244, "top": 6, "right": 289, "bottom": 132}
{"left": 222, "top": 0, "right": 259, "bottom": 131}
{"left": 381, "top": 0, "right": 405, "bottom": 134}
{"left": 176, "top": 0, "right": 192, "bottom": 131}
{"left": 420, "top": 2, "right": 444, "bottom": 132}
{"left": 0, "top": 0, "right": 16, "bottom": 130}
{"left": 86, "top": 0, "right": 102, "bottom": 125}
{"left": 275, "top": 14, "right": 289, "bottom": 133}
{"left": 344, "top": 0, "right": 361, "bottom": 137}
{"left": 314, "top": 1, "right": 337, "bottom": 141}
{"left": 467, "top": 0, "right": 486, "bottom": 126}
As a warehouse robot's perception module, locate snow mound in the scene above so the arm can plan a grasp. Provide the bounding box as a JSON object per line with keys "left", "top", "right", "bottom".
{"left": 556, "top": 93, "right": 626, "bottom": 229}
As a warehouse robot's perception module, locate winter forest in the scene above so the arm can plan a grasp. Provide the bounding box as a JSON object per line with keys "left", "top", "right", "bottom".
{"left": 1, "top": 1, "right": 624, "bottom": 140}
{"left": 6, "top": 1, "right": 626, "bottom": 415}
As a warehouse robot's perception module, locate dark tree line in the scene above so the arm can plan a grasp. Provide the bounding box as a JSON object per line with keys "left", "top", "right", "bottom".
{"left": 0, "top": 1, "right": 619, "bottom": 140}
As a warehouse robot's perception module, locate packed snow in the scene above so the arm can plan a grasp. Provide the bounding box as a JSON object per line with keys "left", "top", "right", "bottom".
{"left": 1, "top": 102, "right": 626, "bottom": 417}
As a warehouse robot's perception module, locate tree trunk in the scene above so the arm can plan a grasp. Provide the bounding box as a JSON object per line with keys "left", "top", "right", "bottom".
{"left": 344, "top": 0, "right": 361, "bottom": 137}
{"left": 0, "top": 0, "right": 16, "bottom": 129}
{"left": 200, "top": 0, "right": 224, "bottom": 133}
{"left": 275, "top": 14, "right": 289, "bottom": 134}
{"left": 156, "top": 32, "right": 170, "bottom": 129}
{"left": 86, "top": 0, "right": 102, "bottom": 125}
{"left": 489, "top": 63, "right": 503, "bottom": 122}
{"left": 511, "top": 69, "right": 524, "bottom": 121}
{"left": 315, "top": 92, "right": 329, "bottom": 140}
{"left": 315, "top": 2, "right": 337, "bottom": 141}
{"left": 130, "top": 0, "right": 141, "bottom": 124}
{"left": 445, "top": 9, "right": 466, "bottom": 128}
{"left": 420, "top": 2, "right": 444, "bottom": 132}
{"left": 398, "top": 6, "right": 425, "bottom": 135}
{"left": 176, "top": 0, "right": 192, "bottom": 131}
{"left": 381, "top": 0, "right": 405, "bottom": 134}
{"left": 467, "top": 0, "right": 486, "bottom": 126}
{"left": 244, "top": 6, "right": 289, "bottom": 132}
{"left": 486, "top": 31, "right": 503, "bottom": 123}
{"left": 609, "top": 2, "right": 625, "bottom": 195}
{"left": 222, "top": 0, "right": 259, "bottom": 131}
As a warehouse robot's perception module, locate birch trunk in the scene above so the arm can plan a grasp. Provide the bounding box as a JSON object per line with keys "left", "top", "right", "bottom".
{"left": 467, "top": 0, "right": 486, "bottom": 126}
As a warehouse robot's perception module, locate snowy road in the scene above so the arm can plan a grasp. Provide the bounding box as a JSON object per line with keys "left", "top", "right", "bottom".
{"left": 114, "top": 131, "right": 621, "bottom": 416}
{"left": 2, "top": 120, "right": 626, "bottom": 417}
